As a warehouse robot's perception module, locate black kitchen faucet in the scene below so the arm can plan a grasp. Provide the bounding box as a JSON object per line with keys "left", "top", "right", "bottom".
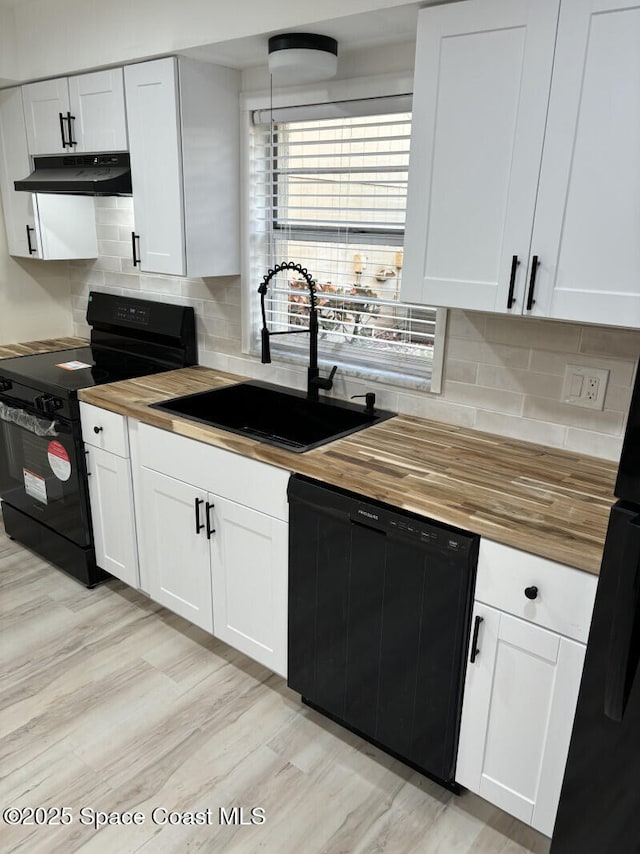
{"left": 258, "top": 262, "right": 338, "bottom": 402}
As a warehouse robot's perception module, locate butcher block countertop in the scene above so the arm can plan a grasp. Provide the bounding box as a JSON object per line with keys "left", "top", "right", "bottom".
{"left": 77, "top": 365, "right": 618, "bottom": 575}
{"left": 0, "top": 337, "right": 87, "bottom": 359}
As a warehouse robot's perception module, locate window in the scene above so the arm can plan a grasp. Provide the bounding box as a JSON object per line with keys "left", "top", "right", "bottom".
{"left": 248, "top": 95, "right": 442, "bottom": 387}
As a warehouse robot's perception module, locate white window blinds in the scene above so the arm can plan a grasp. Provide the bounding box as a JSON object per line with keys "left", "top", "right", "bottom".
{"left": 249, "top": 95, "right": 439, "bottom": 380}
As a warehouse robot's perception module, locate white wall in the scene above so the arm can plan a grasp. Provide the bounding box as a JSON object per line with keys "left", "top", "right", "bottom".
{"left": 0, "top": 203, "right": 72, "bottom": 343}
{"left": 3, "top": 0, "right": 414, "bottom": 82}
{"left": 0, "top": 8, "right": 17, "bottom": 85}
{"left": 68, "top": 198, "right": 640, "bottom": 462}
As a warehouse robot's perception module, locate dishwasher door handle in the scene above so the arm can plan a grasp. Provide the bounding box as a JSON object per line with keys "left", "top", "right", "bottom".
{"left": 349, "top": 514, "right": 387, "bottom": 535}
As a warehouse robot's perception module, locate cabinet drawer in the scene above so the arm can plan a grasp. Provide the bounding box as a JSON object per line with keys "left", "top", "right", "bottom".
{"left": 80, "top": 403, "right": 129, "bottom": 457}
{"left": 476, "top": 539, "right": 597, "bottom": 643}
{"left": 137, "top": 422, "right": 289, "bottom": 521}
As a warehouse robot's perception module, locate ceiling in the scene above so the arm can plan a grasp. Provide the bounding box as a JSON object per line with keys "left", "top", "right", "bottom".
{"left": 180, "top": 4, "right": 420, "bottom": 69}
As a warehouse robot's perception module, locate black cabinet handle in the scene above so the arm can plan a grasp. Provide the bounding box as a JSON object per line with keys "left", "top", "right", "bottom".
{"left": 470, "top": 615, "right": 484, "bottom": 663}
{"left": 131, "top": 232, "right": 140, "bottom": 267}
{"left": 59, "top": 111, "right": 70, "bottom": 148}
{"left": 25, "top": 224, "right": 36, "bottom": 255}
{"left": 205, "top": 501, "right": 215, "bottom": 539}
{"left": 195, "top": 497, "right": 204, "bottom": 535}
{"left": 507, "top": 255, "right": 519, "bottom": 308}
{"left": 66, "top": 112, "right": 77, "bottom": 146}
{"left": 526, "top": 255, "right": 539, "bottom": 311}
{"left": 524, "top": 585, "right": 538, "bottom": 600}
{"left": 93, "top": 426, "right": 103, "bottom": 434}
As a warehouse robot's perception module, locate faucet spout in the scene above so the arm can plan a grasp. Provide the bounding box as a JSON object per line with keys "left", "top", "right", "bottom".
{"left": 258, "top": 262, "right": 338, "bottom": 400}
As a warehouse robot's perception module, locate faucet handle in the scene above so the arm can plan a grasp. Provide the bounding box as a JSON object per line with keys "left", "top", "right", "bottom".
{"left": 312, "top": 365, "right": 338, "bottom": 391}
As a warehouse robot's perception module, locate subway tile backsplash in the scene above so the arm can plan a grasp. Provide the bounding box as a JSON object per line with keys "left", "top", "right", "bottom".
{"left": 69, "top": 199, "right": 639, "bottom": 462}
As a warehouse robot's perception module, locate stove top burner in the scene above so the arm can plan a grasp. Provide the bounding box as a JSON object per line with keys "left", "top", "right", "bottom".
{"left": 0, "top": 346, "right": 171, "bottom": 399}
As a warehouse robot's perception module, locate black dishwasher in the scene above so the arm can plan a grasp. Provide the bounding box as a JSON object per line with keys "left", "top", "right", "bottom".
{"left": 287, "top": 474, "right": 478, "bottom": 789}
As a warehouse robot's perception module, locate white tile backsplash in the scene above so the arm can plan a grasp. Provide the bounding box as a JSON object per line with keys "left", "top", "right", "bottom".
{"left": 69, "top": 203, "right": 638, "bottom": 462}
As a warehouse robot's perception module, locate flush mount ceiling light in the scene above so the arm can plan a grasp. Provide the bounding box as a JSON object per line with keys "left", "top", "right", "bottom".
{"left": 268, "top": 33, "right": 338, "bottom": 83}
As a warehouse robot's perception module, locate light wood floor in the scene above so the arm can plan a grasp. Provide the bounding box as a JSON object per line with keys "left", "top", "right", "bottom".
{"left": 0, "top": 518, "right": 551, "bottom": 854}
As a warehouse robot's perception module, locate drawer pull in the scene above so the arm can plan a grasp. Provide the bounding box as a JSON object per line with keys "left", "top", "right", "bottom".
{"left": 524, "top": 585, "right": 539, "bottom": 600}
{"left": 131, "top": 232, "right": 141, "bottom": 267}
{"left": 470, "top": 615, "right": 484, "bottom": 663}
{"left": 506, "top": 254, "right": 519, "bottom": 308}
{"left": 205, "top": 501, "right": 215, "bottom": 539}
{"left": 25, "top": 224, "right": 36, "bottom": 255}
{"left": 93, "top": 426, "right": 103, "bottom": 434}
{"left": 526, "top": 255, "right": 539, "bottom": 310}
{"left": 195, "top": 497, "right": 204, "bottom": 534}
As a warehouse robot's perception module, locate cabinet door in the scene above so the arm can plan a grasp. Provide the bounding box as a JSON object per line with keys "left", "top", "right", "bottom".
{"left": 22, "top": 78, "right": 70, "bottom": 155}
{"left": 86, "top": 445, "right": 139, "bottom": 588}
{"left": 124, "top": 58, "right": 186, "bottom": 276}
{"left": 402, "top": 0, "right": 559, "bottom": 312}
{"left": 138, "top": 467, "right": 213, "bottom": 633}
{"left": 68, "top": 68, "right": 128, "bottom": 153}
{"left": 34, "top": 194, "right": 97, "bottom": 260}
{"left": 0, "top": 88, "right": 41, "bottom": 258}
{"left": 210, "top": 495, "right": 288, "bottom": 676}
{"left": 456, "top": 604, "right": 585, "bottom": 836}
{"left": 529, "top": 0, "right": 640, "bottom": 326}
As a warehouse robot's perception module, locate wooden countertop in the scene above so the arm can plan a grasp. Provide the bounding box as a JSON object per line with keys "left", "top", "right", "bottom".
{"left": 78, "top": 366, "right": 617, "bottom": 575}
{"left": 0, "top": 337, "right": 87, "bottom": 359}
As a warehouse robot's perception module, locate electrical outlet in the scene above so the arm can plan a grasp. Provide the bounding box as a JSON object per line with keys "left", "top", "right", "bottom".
{"left": 562, "top": 365, "right": 609, "bottom": 410}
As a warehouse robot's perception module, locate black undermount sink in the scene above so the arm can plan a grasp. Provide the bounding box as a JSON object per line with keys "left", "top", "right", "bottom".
{"left": 150, "top": 380, "right": 396, "bottom": 452}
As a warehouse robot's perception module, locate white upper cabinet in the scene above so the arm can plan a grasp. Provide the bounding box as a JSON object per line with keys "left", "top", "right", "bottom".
{"left": 21, "top": 77, "right": 70, "bottom": 156}
{"left": 0, "top": 87, "right": 97, "bottom": 260}
{"left": 22, "top": 68, "right": 127, "bottom": 155}
{"left": 402, "top": 0, "right": 640, "bottom": 329}
{"left": 402, "top": 0, "right": 559, "bottom": 314}
{"left": 124, "top": 57, "right": 240, "bottom": 278}
{"left": 66, "top": 69, "right": 128, "bottom": 153}
{"left": 529, "top": 0, "right": 640, "bottom": 326}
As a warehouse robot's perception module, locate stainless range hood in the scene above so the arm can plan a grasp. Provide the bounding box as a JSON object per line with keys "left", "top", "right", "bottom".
{"left": 15, "top": 153, "right": 132, "bottom": 196}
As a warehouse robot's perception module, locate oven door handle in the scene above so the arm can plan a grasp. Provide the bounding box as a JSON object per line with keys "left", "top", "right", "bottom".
{"left": 0, "top": 400, "right": 60, "bottom": 437}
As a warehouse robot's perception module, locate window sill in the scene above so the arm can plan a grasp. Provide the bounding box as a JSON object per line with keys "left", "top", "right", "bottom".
{"left": 246, "top": 346, "right": 436, "bottom": 393}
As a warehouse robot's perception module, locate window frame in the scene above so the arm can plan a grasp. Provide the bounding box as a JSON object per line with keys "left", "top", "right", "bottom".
{"left": 241, "top": 78, "right": 446, "bottom": 393}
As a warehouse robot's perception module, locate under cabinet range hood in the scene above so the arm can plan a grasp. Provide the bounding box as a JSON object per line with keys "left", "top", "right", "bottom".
{"left": 15, "top": 153, "right": 132, "bottom": 196}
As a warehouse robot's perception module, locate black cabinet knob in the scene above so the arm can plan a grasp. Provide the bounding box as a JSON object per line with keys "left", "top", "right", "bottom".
{"left": 524, "top": 585, "right": 539, "bottom": 600}
{"left": 93, "top": 426, "right": 103, "bottom": 434}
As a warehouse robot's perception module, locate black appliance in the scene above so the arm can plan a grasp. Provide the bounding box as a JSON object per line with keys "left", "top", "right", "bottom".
{"left": 550, "top": 364, "right": 640, "bottom": 852}
{"left": 287, "top": 474, "right": 478, "bottom": 789}
{"left": 14, "top": 153, "right": 132, "bottom": 195}
{"left": 0, "top": 291, "right": 196, "bottom": 587}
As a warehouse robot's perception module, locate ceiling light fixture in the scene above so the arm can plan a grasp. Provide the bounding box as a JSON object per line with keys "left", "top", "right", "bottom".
{"left": 268, "top": 33, "right": 338, "bottom": 83}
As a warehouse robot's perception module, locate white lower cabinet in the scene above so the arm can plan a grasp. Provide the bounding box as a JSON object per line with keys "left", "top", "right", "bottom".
{"left": 138, "top": 468, "right": 213, "bottom": 633}
{"left": 210, "top": 496, "right": 288, "bottom": 672}
{"left": 134, "top": 423, "right": 289, "bottom": 676}
{"left": 456, "top": 540, "right": 597, "bottom": 837}
{"left": 80, "top": 403, "right": 139, "bottom": 588}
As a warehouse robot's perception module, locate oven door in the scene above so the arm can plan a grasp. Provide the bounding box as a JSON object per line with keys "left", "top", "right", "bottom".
{"left": 0, "top": 399, "right": 90, "bottom": 546}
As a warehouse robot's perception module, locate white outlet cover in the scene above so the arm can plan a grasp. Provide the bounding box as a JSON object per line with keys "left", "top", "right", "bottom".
{"left": 562, "top": 364, "right": 609, "bottom": 410}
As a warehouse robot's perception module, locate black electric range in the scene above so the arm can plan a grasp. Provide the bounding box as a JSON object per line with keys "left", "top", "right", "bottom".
{"left": 0, "top": 291, "right": 197, "bottom": 586}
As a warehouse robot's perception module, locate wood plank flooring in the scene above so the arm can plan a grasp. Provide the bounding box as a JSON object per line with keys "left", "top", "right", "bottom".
{"left": 0, "top": 520, "right": 550, "bottom": 854}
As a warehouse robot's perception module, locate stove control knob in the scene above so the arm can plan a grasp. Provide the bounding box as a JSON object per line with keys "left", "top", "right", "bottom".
{"left": 35, "top": 394, "right": 63, "bottom": 414}
{"left": 0, "top": 377, "right": 12, "bottom": 392}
